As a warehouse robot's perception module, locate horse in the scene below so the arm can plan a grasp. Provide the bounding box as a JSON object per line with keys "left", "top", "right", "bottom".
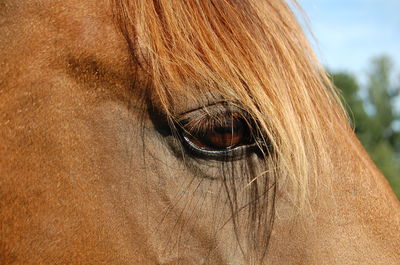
{"left": 1, "top": 0, "right": 399, "bottom": 264}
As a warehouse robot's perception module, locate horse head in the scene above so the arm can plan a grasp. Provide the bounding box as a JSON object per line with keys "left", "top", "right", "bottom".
{"left": 1, "top": 0, "right": 399, "bottom": 264}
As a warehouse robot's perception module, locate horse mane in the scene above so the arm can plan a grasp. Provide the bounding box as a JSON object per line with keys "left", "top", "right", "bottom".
{"left": 112, "top": 0, "right": 349, "bottom": 261}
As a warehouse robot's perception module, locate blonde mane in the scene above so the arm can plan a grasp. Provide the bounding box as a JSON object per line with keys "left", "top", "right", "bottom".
{"left": 113, "top": 0, "right": 348, "bottom": 201}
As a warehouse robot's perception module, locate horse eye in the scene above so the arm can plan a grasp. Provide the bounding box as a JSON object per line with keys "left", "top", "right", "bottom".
{"left": 180, "top": 114, "right": 254, "bottom": 153}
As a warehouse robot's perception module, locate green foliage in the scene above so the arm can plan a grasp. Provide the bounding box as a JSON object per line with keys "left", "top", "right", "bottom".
{"left": 331, "top": 55, "right": 400, "bottom": 199}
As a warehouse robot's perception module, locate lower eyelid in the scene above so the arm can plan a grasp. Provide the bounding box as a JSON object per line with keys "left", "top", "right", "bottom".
{"left": 180, "top": 129, "right": 260, "bottom": 161}
{"left": 182, "top": 134, "right": 247, "bottom": 159}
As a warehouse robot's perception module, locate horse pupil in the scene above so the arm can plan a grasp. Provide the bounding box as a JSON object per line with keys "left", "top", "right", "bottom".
{"left": 207, "top": 125, "right": 244, "bottom": 149}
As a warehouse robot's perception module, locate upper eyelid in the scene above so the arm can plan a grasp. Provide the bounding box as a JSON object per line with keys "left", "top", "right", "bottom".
{"left": 176, "top": 100, "right": 232, "bottom": 116}
{"left": 176, "top": 103, "right": 248, "bottom": 126}
{"left": 181, "top": 115, "right": 249, "bottom": 137}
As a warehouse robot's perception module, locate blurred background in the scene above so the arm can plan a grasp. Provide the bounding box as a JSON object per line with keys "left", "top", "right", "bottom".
{"left": 299, "top": 0, "right": 400, "bottom": 198}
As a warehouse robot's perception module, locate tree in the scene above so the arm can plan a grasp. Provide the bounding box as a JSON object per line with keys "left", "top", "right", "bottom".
{"left": 366, "top": 56, "right": 400, "bottom": 152}
{"left": 331, "top": 55, "right": 400, "bottom": 198}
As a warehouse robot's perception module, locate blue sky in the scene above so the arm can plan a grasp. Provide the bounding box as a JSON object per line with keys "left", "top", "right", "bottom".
{"left": 298, "top": 0, "right": 400, "bottom": 81}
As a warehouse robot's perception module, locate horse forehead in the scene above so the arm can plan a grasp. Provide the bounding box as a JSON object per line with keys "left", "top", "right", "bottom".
{"left": 2, "top": 0, "right": 143, "bottom": 94}
{"left": 39, "top": 1, "right": 125, "bottom": 54}
{"left": 43, "top": 0, "right": 126, "bottom": 64}
{"left": 3, "top": 0, "right": 110, "bottom": 30}
{"left": 1, "top": 0, "right": 217, "bottom": 115}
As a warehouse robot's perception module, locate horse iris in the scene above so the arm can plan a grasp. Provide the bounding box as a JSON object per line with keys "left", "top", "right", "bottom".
{"left": 183, "top": 115, "right": 252, "bottom": 151}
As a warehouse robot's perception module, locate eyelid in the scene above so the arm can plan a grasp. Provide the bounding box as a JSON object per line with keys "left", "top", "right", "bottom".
{"left": 181, "top": 131, "right": 258, "bottom": 160}
{"left": 179, "top": 112, "right": 243, "bottom": 135}
{"left": 176, "top": 103, "right": 246, "bottom": 128}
